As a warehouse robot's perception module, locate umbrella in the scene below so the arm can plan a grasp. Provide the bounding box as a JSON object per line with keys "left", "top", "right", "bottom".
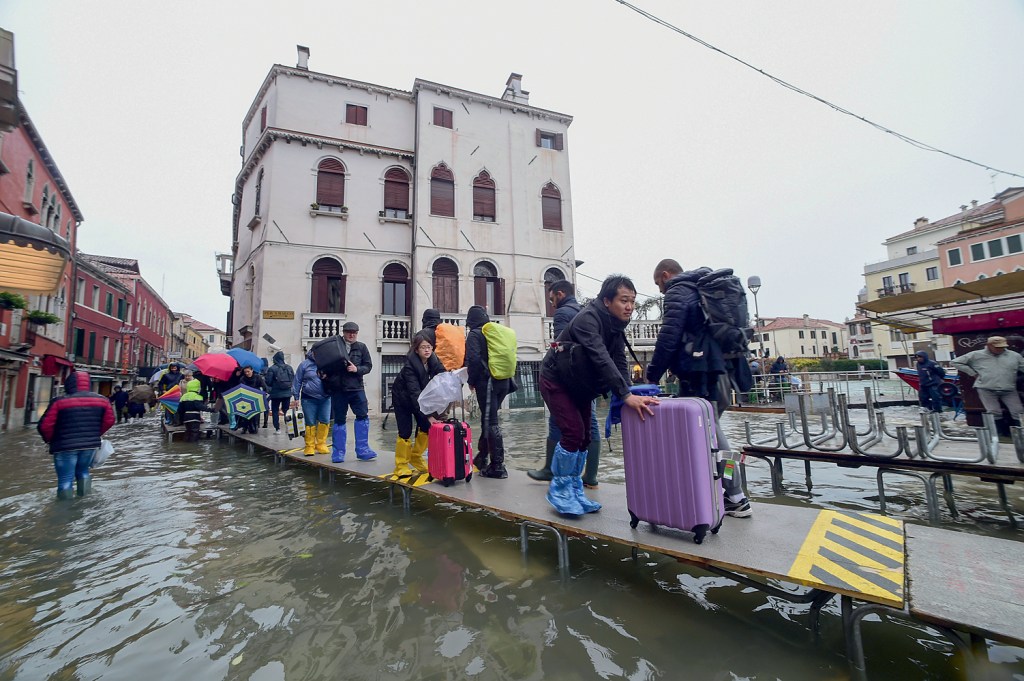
{"left": 149, "top": 368, "right": 168, "bottom": 385}
{"left": 193, "top": 353, "right": 240, "bottom": 381}
{"left": 221, "top": 383, "right": 268, "bottom": 418}
{"left": 227, "top": 347, "right": 263, "bottom": 371}
{"left": 158, "top": 385, "right": 182, "bottom": 414}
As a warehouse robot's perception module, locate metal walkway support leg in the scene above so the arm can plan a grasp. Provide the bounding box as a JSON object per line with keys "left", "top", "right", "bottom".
{"left": 388, "top": 482, "right": 411, "bottom": 511}
{"left": 1012, "top": 426, "right": 1024, "bottom": 464}
{"left": 996, "top": 482, "right": 1018, "bottom": 528}
{"left": 520, "top": 520, "right": 569, "bottom": 577}
{"left": 929, "top": 472, "right": 958, "bottom": 519}
{"left": 876, "top": 468, "right": 941, "bottom": 522}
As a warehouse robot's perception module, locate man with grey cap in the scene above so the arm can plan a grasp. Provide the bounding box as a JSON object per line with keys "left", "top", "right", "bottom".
{"left": 323, "top": 321, "right": 378, "bottom": 461}
{"left": 951, "top": 336, "right": 1024, "bottom": 424}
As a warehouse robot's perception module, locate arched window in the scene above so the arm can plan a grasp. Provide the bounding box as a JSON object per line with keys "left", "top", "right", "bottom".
{"left": 311, "top": 258, "right": 346, "bottom": 314}
{"left": 316, "top": 159, "right": 346, "bottom": 212}
{"left": 254, "top": 167, "right": 264, "bottom": 216}
{"left": 432, "top": 257, "right": 459, "bottom": 313}
{"left": 430, "top": 163, "right": 455, "bottom": 217}
{"left": 473, "top": 261, "right": 505, "bottom": 315}
{"left": 541, "top": 183, "right": 562, "bottom": 230}
{"left": 24, "top": 160, "right": 35, "bottom": 205}
{"left": 543, "top": 267, "right": 566, "bottom": 317}
{"left": 383, "top": 167, "right": 411, "bottom": 219}
{"left": 472, "top": 171, "right": 496, "bottom": 222}
{"left": 381, "top": 263, "right": 410, "bottom": 317}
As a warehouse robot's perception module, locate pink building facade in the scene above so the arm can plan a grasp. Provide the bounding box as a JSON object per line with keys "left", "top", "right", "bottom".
{"left": 937, "top": 188, "right": 1024, "bottom": 284}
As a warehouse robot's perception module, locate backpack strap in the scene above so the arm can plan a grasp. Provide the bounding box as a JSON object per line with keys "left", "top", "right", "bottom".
{"left": 623, "top": 334, "right": 642, "bottom": 366}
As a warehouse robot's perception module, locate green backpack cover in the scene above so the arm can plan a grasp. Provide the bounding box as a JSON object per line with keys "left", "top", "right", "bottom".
{"left": 481, "top": 322, "right": 518, "bottom": 380}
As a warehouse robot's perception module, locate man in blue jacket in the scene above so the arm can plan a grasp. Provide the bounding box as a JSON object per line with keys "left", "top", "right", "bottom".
{"left": 645, "top": 258, "right": 753, "bottom": 518}
{"left": 915, "top": 351, "right": 947, "bottom": 414}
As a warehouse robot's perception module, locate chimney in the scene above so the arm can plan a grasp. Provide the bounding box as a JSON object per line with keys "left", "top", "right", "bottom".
{"left": 972, "top": 199, "right": 978, "bottom": 208}
{"left": 803, "top": 314, "right": 810, "bottom": 325}
{"left": 914, "top": 217, "right": 929, "bottom": 228}
{"left": 296, "top": 45, "right": 310, "bottom": 70}
{"left": 960, "top": 204, "right": 969, "bottom": 212}
{"left": 500, "top": 73, "right": 530, "bottom": 105}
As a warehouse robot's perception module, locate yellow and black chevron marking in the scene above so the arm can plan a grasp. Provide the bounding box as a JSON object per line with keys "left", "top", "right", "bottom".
{"left": 377, "top": 472, "right": 433, "bottom": 487}
{"left": 788, "top": 510, "right": 904, "bottom": 607}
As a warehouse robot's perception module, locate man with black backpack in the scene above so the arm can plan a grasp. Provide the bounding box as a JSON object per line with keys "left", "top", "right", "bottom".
{"left": 645, "top": 258, "right": 755, "bottom": 518}
{"left": 265, "top": 351, "right": 295, "bottom": 434}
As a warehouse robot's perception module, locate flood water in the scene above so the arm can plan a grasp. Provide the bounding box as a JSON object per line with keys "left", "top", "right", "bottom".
{"left": 1, "top": 404, "right": 1022, "bottom": 680}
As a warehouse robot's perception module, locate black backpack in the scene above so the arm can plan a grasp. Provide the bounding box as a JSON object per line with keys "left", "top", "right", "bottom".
{"left": 683, "top": 268, "right": 753, "bottom": 357}
{"left": 271, "top": 364, "right": 294, "bottom": 391}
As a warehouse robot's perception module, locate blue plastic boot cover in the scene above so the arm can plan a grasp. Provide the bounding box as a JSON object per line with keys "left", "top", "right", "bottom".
{"left": 572, "top": 449, "right": 601, "bottom": 513}
{"left": 332, "top": 423, "right": 347, "bottom": 463}
{"left": 354, "top": 418, "right": 378, "bottom": 460}
{"left": 546, "top": 444, "right": 586, "bottom": 516}
{"left": 229, "top": 414, "right": 236, "bottom": 429}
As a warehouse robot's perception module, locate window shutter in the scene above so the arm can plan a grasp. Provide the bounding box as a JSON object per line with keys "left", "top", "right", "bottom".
{"left": 346, "top": 104, "right": 367, "bottom": 125}
{"left": 472, "top": 172, "right": 496, "bottom": 219}
{"left": 384, "top": 168, "right": 410, "bottom": 211}
{"left": 311, "top": 259, "right": 345, "bottom": 313}
{"left": 554, "top": 133, "right": 564, "bottom": 151}
{"left": 433, "top": 107, "right": 453, "bottom": 128}
{"left": 430, "top": 165, "right": 455, "bottom": 217}
{"left": 317, "top": 159, "right": 346, "bottom": 207}
{"left": 535, "top": 129, "right": 542, "bottom": 147}
{"left": 495, "top": 278, "right": 506, "bottom": 315}
{"left": 260, "top": 106, "right": 267, "bottom": 131}
{"left": 474, "top": 277, "right": 487, "bottom": 308}
{"left": 541, "top": 183, "right": 562, "bottom": 230}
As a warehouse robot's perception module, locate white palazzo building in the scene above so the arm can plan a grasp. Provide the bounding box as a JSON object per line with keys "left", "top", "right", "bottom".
{"left": 221, "top": 47, "right": 577, "bottom": 413}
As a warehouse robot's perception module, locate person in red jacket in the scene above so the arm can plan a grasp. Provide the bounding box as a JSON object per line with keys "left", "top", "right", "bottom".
{"left": 37, "top": 371, "right": 115, "bottom": 499}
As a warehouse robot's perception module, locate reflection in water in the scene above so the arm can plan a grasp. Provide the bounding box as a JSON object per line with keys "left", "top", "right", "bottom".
{"left": 0, "top": 408, "right": 1020, "bottom": 680}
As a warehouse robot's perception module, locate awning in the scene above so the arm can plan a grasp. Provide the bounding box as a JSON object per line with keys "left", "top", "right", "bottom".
{"left": 41, "top": 354, "right": 73, "bottom": 375}
{"left": 0, "top": 211, "right": 71, "bottom": 294}
{"left": 858, "top": 270, "right": 1024, "bottom": 313}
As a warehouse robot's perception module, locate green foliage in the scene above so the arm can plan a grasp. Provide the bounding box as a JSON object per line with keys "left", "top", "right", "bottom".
{"left": 820, "top": 358, "right": 888, "bottom": 372}
{"left": 788, "top": 358, "right": 821, "bottom": 372}
{"left": 0, "top": 291, "right": 29, "bottom": 310}
{"left": 26, "top": 310, "right": 62, "bottom": 325}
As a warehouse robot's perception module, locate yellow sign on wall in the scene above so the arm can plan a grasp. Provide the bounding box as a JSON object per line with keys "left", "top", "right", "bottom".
{"left": 262, "top": 310, "right": 295, "bottom": 320}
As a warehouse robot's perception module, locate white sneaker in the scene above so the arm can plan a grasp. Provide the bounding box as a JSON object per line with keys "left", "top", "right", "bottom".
{"left": 275, "top": 429, "right": 281, "bottom": 434}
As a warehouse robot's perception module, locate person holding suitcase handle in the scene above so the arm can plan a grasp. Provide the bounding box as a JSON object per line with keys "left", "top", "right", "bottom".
{"left": 646, "top": 258, "right": 753, "bottom": 518}
{"left": 541, "top": 275, "right": 658, "bottom": 516}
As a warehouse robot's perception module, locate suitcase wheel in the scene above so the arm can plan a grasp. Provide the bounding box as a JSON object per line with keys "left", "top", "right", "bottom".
{"left": 442, "top": 477, "right": 455, "bottom": 487}
{"left": 693, "top": 524, "right": 710, "bottom": 544}
{"left": 628, "top": 510, "right": 639, "bottom": 529}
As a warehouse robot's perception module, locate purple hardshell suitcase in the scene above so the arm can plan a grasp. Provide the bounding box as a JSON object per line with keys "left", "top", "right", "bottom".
{"left": 621, "top": 396, "right": 724, "bottom": 544}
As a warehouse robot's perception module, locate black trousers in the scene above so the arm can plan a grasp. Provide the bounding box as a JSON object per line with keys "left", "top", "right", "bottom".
{"left": 476, "top": 378, "right": 510, "bottom": 468}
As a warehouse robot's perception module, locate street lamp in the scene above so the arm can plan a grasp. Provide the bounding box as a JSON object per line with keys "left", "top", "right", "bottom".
{"left": 746, "top": 276, "right": 766, "bottom": 359}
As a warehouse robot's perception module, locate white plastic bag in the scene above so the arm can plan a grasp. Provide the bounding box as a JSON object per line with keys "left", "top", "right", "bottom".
{"left": 93, "top": 439, "right": 114, "bottom": 468}
{"left": 417, "top": 368, "right": 468, "bottom": 416}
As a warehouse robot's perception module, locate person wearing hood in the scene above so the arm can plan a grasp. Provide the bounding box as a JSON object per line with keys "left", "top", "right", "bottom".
{"left": 464, "top": 305, "right": 513, "bottom": 479}
{"left": 264, "top": 351, "right": 296, "bottom": 433}
{"left": 420, "top": 308, "right": 442, "bottom": 350}
{"left": 390, "top": 333, "right": 444, "bottom": 479}
{"left": 179, "top": 378, "right": 213, "bottom": 441}
{"left": 158, "top": 363, "right": 185, "bottom": 424}
{"left": 293, "top": 348, "right": 331, "bottom": 456}
{"left": 110, "top": 385, "right": 130, "bottom": 423}
{"left": 37, "top": 371, "right": 115, "bottom": 499}
{"left": 236, "top": 366, "right": 268, "bottom": 434}
{"left": 915, "top": 351, "right": 947, "bottom": 414}
{"left": 541, "top": 275, "right": 657, "bottom": 515}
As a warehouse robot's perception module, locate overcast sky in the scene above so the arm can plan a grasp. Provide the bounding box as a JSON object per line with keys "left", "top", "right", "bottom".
{"left": 3, "top": 0, "right": 1022, "bottom": 330}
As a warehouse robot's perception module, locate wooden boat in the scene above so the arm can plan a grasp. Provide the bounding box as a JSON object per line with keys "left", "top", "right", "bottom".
{"left": 894, "top": 368, "right": 959, "bottom": 396}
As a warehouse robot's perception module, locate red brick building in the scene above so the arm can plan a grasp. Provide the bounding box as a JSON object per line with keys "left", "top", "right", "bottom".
{"left": 69, "top": 256, "right": 134, "bottom": 393}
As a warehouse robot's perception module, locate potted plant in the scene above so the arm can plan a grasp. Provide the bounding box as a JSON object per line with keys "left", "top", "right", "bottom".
{"left": 26, "top": 310, "right": 62, "bottom": 326}
{"left": 310, "top": 202, "right": 320, "bottom": 211}
{"left": 378, "top": 210, "right": 386, "bottom": 218}
{"left": 0, "top": 291, "right": 29, "bottom": 311}
{"left": 340, "top": 206, "right": 348, "bottom": 214}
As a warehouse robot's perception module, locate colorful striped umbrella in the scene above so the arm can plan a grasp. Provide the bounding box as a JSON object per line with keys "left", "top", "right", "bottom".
{"left": 221, "top": 383, "right": 268, "bottom": 418}
{"left": 158, "top": 385, "right": 182, "bottom": 414}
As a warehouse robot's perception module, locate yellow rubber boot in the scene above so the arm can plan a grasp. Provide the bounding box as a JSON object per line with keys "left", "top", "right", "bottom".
{"left": 392, "top": 438, "right": 414, "bottom": 479}
{"left": 409, "top": 431, "right": 429, "bottom": 474}
{"left": 303, "top": 426, "right": 316, "bottom": 456}
{"left": 314, "top": 423, "right": 331, "bottom": 455}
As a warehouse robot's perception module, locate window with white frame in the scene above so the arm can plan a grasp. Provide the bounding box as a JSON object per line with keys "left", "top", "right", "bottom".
{"left": 926, "top": 266, "right": 939, "bottom": 281}
{"left": 968, "top": 233, "right": 1024, "bottom": 262}
{"left": 948, "top": 248, "right": 962, "bottom": 266}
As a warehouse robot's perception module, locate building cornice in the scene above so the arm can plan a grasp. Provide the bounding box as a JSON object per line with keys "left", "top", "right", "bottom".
{"left": 935, "top": 219, "right": 1024, "bottom": 246}
{"left": 412, "top": 78, "right": 573, "bottom": 125}
{"left": 18, "top": 102, "right": 84, "bottom": 222}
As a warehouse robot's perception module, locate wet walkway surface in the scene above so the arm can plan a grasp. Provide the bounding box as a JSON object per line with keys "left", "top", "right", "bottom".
{"left": 1, "top": 404, "right": 1021, "bottom": 680}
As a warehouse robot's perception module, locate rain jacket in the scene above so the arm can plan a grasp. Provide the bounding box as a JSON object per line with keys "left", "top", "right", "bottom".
{"left": 178, "top": 379, "right": 211, "bottom": 423}
{"left": 542, "top": 299, "right": 631, "bottom": 401}
{"left": 392, "top": 349, "right": 444, "bottom": 415}
{"left": 293, "top": 351, "right": 327, "bottom": 400}
{"left": 37, "top": 371, "right": 115, "bottom": 454}
{"left": 951, "top": 348, "right": 1024, "bottom": 391}
{"left": 552, "top": 295, "right": 581, "bottom": 339}
{"left": 265, "top": 351, "right": 295, "bottom": 399}
{"left": 464, "top": 306, "right": 492, "bottom": 391}
{"left": 916, "top": 355, "right": 947, "bottom": 388}
{"left": 157, "top": 368, "right": 185, "bottom": 394}
{"left": 420, "top": 308, "right": 442, "bottom": 350}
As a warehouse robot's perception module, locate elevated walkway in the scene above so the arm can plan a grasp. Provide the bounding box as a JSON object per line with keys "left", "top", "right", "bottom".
{"left": 218, "top": 425, "right": 1023, "bottom": 680}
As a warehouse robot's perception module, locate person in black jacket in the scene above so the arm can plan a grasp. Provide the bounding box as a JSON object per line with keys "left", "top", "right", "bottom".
{"left": 390, "top": 333, "right": 444, "bottom": 479}
{"left": 419, "top": 308, "right": 442, "bottom": 350}
{"left": 646, "top": 258, "right": 753, "bottom": 518}
{"left": 464, "top": 305, "right": 512, "bottom": 479}
{"left": 37, "top": 370, "right": 115, "bottom": 499}
{"left": 324, "top": 321, "right": 378, "bottom": 462}
{"left": 236, "top": 366, "right": 268, "bottom": 434}
{"left": 541, "top": 275, "right": 657, "bottom": 515}
{"left": 915, "top": 351, "right": 947, "bottom": 414}
{"left": 109, "top": 385, "right": 130, "bottom": 423}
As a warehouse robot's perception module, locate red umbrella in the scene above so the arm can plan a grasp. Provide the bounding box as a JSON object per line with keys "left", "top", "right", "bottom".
{"left": 193, "top": 353, "right": 240, "bottom": 381}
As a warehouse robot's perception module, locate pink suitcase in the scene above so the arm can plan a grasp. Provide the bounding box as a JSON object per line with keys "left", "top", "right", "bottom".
{"left": 621, "top": 397, "right": 724, "bottom": 543}
{"left": 428, "top": 420, "right": 473, "bottom": 486}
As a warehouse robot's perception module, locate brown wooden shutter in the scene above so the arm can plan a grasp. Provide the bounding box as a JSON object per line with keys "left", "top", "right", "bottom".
{"left": 260, "top": 106, "right": 267, "bottom": 131}
{"left": 541, "top": 183, "right": 562, "bottom": 230}
{"left": 474, "top": 277, "right": 487, "bottom": 308}
{"left": 472, "top": 172, "right": 496, "bottom": 219}
{"left": 430, "top": 165, "right": 455, "bottom": 217}
{"left": 317, "top": 159, "right": 346, "bottom": 207}
{"left": 554, "top": 133, "right": 564, "bottom": 151}
{"left": 535, "top": 129, "right": 542, "bottom": 147}
{"left": 311, "top": 259, "right": 344, "bottom": 313}
{"left": 432, "top": 258, "right": 459, "bottom": 312}
{"left": 433, "top": 107, "right": 453, "bottom": 128}
{"left": 384, "top": 168, "right": 410, "bottom": 211}
{"left": 346, "top": 104, "right": 367, "bottom": 125}
{"left": 495, "top": 278, "right": 506, "bottom": 315}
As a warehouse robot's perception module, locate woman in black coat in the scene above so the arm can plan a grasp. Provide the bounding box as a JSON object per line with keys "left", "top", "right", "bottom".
{"left": 390, "top": 333, "right": 444, "bottom": 479}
